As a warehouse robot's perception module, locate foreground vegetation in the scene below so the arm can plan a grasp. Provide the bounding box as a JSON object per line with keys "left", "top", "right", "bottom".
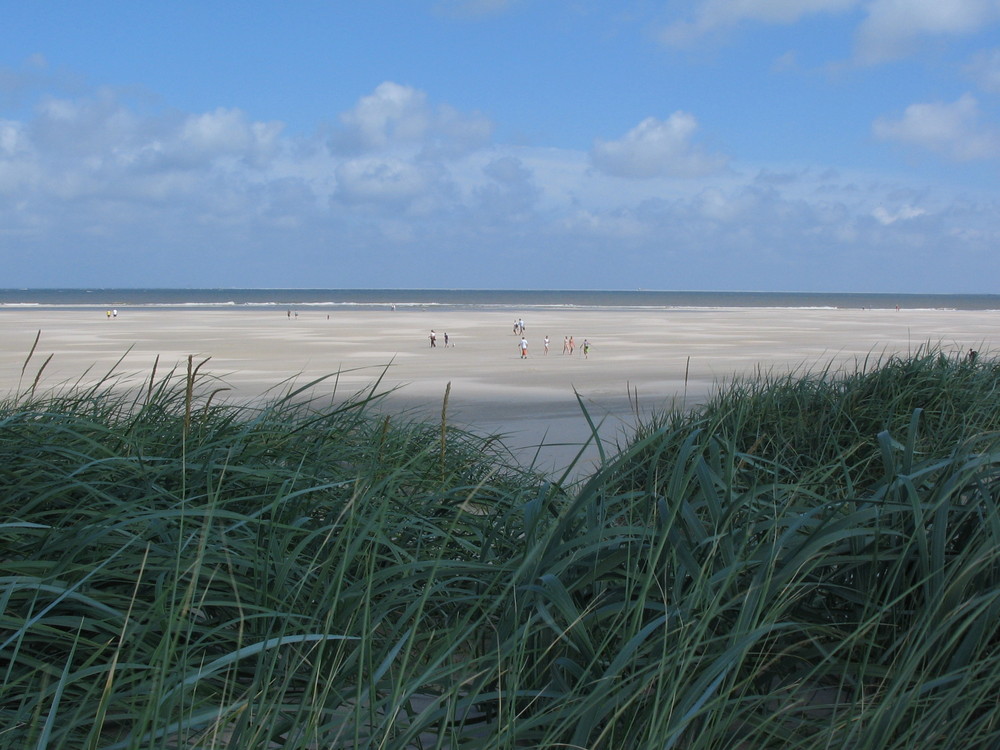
{"left": 2, "top": 348, "right": 1000, "bottom": 748}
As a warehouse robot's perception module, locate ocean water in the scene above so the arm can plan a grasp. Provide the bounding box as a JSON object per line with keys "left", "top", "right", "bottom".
{"left": 1, "top": 288, "right": 998, "bottom": 311}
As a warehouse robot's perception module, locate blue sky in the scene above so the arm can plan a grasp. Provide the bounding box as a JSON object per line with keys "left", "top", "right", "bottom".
{"left": 2, "top": 1, "right": 999, "bottom": 292}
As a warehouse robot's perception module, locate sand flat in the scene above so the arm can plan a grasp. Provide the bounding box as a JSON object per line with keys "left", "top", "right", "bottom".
{"left": 1, "top": 306, "right": 994, "bottom": 474}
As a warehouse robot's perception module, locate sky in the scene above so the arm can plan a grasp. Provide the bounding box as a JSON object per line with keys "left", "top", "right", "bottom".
{"left": 1, "top": 1, "right": 999, "bottom": 292}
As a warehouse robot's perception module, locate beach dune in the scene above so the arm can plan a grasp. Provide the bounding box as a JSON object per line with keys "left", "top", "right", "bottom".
{"left": 1, "top": 306, "right": 994, "bottom": 475}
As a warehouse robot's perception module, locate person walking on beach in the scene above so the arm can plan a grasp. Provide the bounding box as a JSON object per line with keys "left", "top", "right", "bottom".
{"left": 519, "top": 337, "right": 528, "bottom": 358}
{"left": 444, "top": 332, "right": 449, "bottom": 347}
{"left": 562, "top": 336, "right": 569, "bottom": 354}
{"left": 583, "top": 339, "right": 590, "bottom": 359}
{"left": 430, "top": 330, "right": 437, "bottom": 348}
{"left": 543, "top": 335, "right": 549, "bottom": 355}
{"left": 568, "top": 336, "right": 575, "bottom": 355}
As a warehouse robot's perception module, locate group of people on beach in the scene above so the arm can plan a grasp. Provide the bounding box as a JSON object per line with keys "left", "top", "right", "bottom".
{"left": 519, "top": 331, "right": 590, "bottom": 359}
{"left": 429, "top": 330, "right": 450, "bottom": 348}
{"left": 510, "top": 317, "right": 592, "bottom": 358}
{"left": 557, "top": 335, "right": 589, "bottom": 357}
{"left": 425, "top": 323, "right": 591, "bottom": 360}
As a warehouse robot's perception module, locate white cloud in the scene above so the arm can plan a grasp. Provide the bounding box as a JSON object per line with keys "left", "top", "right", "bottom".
{"left": 560, "top": 208, "right": 649, "bottom": 241}
{"left": 427, "top": 103, "right": 493, "bottom": 155}
{"left": 472, "top": 155, "right": 540, "bottom": 220}
{"left": 965, "top": 47, "right": 1000, "bottom": 92}
{"left": 335, "top": 82, "right": 430, "bottom": 151}
{"left": 660, "top": 0, "right": 1000, "bottom": 64}
{"left": 482, "top": 155, "right": 530, "bottom": 185}
{"left": 333, "top": 157, "right": 453, "bottom": 215}
{"left": 0, "top": 120, "right": 27, "bottom": 155}
{"left": 0, "top": 121, "right": 38, "bottom": 194}
{"left": 873, "top": 204, "right": 926, "bottom": 224}
{"left": 178, "top": 108, "right": 282, "bottom": 157}
{"left": 661, "top": 0, "right": 859, "bottom": 45}
{"left": 29, "top": 90, "right": 140, "bottom": 156}
{"left": 873, "top": 93, "right": 1000, "bottom": 160}
{"left": 331, "top": 81, "right": 492, "bottom": 155}
{"left": 335, "top": 157, "right": 425, "bottom": 201}
{"left": 590, "top": 113, "right": 728, "bottom": 179}
{"left": 857, "top": 0, "right": 1000, "bottom": 63}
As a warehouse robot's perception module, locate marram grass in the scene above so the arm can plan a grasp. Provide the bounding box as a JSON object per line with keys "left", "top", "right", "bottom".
{"left": 2, "top": 346, "right": 1000, "bottom": 749}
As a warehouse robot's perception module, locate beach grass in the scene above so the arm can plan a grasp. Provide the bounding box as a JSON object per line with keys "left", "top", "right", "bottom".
{"left": 2, "top": 347, "right": 1000, "bottom": 748}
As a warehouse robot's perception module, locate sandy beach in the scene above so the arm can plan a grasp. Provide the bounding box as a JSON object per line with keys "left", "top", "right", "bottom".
{"left": 1, "top": 306, "right": 995, "bottom": 475}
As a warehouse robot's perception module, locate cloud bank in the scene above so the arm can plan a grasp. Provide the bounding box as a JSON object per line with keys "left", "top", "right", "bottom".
{"left": 0, "top": 53, "right": 997, "bottom": 291}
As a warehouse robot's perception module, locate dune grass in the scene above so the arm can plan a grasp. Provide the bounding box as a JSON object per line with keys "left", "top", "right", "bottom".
{"left": 2, "top": 347, "right": 1000, "bottom": 748}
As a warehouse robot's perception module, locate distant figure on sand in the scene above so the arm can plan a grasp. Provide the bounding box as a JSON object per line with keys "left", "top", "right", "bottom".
{"left": 430, "top": 330, "right": 437, "bottom": 348}
{"left": 583, "top": 339, "right": 590, "bottom": 358}
{"left": 519, "top": 337, "right": 528, "bottom": 358}
{"left": 562, "top": 336, "right": 569, "bottom": 354}
{"left": 444, "top": 332, "right": 449, "bottom": 347}
{"left": 543, "top": 335, "right": 549, "bottom": 354}
{"left": 568, "top": 336, "right": 575, "bottom": 355}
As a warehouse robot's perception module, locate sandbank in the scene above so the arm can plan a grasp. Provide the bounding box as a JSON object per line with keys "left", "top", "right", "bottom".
{"left": 0, "top": 306, "right": 995, "bottom": 475}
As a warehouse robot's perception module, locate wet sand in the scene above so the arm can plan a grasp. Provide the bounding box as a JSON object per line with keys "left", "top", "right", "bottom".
{"left": 1, "top": 306, "right": 994, "bottom": 475}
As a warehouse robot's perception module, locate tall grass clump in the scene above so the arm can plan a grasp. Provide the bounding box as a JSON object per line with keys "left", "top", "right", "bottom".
{"left": 2, "top": 345, "right": 1000, "bottom": 748}
{"left": 0, "top": 364, "right": 540, "bottom": 749}
{"left": 616, "top": 346, "right": 1000, "bottom": 498}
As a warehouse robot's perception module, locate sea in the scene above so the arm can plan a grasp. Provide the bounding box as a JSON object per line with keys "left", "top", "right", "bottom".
{"left": 1, "top": 289, "right": 998, "bottom": 311}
